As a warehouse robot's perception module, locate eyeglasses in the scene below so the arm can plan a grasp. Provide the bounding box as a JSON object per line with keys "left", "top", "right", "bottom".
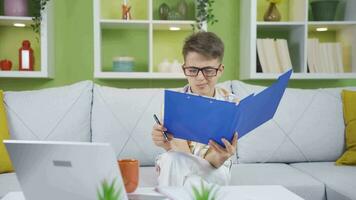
{"left": 182, "top": 64, "right": 222, "bottom": 77}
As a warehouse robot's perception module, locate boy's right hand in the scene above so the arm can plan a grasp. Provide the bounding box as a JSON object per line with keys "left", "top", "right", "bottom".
{"left": 151, "top": 124, "right": 173, "bottom": 151}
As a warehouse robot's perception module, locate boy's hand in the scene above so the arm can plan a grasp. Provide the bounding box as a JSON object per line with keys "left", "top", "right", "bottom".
{"left": 151, "top": 124, "right": 173, "bottom": 151}
{"left": 206, "top": 132, "right": 238, "bottom": 168}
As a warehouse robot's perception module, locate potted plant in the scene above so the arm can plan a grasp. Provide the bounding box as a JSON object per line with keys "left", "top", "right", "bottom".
{"left": 31, "top": 0, "right": 51, "bottom": 34}
{"left": 310, "top": 0, "right": 340, "bottom": 21}
{"left": 193, "top": 0, "right": 218, "bottom": 32}
{"left": 97, "top": 179, "right": 124, "bottom": 200}
{"left": 190, "top": 180, "right": 219, "bottom": 200}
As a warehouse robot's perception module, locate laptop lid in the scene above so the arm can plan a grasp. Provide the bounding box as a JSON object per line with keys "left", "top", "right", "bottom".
{"left": 4, "top": 140, "right": 128, "bottom": 200}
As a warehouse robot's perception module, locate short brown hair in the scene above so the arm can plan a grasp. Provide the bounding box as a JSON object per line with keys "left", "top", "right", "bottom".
{"left": 182, "top": 32, "right": 224, "bottom": 62}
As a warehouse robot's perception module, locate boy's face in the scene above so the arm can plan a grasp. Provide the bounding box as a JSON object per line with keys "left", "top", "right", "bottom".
{"left": 183, "top": 52, "right": 224, "bottom": 97}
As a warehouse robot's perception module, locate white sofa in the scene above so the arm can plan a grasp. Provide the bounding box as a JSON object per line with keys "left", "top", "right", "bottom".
{"left": 1, "top": 80, "right": 356, "bottom": 200}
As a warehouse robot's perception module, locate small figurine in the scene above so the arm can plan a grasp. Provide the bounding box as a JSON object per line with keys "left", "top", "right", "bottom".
{"left": 122, "top": 0, "right": 132, "bottom": 20}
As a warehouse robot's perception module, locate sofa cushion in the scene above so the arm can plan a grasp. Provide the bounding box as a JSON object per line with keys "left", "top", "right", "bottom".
{"left": 230, "top": 163, "right": 325, "bottom": 200}
{"left": 291, "top": 162, "right": 356, "bottom": 200}
{"left": 91, "top": 85, "right": 166, "bottom": 166}
{"left": 139, "top": 167, "right": 158, "bottom": 187}
{"left": 4, "top": 81, "right": 93, "bottom": 142}
{"left": 91, "top": 81, "right": 235, "bottom": 166}
{"left": 336, "top": 90, "right": 356, "bottom": 165}
{"left": 0, "top": 91, "right": 13, "bottom": 173}
{"left": 0, "top": 173, "right": 21, "bottom": 198}
{"left": 232, "top": 80, "right": 356, "bottom": 163}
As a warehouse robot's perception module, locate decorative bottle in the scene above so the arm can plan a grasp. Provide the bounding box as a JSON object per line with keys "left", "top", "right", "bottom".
{"left": 19, "top": 40, "right": 34, "bottom": 71}
{"left": 177, "top": 0, "right": 188, "bottom": 20}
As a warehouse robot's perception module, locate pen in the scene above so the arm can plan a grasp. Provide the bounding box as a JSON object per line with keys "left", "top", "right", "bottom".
{"left": 153, "top": 114, "right": 169, "bottom": 142}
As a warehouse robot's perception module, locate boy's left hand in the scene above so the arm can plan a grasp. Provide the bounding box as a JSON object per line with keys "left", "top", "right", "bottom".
{"left": 207, "top": 132, "right": 238, "bottom": 168}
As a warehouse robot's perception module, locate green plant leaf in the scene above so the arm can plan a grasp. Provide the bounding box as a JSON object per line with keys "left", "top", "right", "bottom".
{"left": 190, "top": 180, "right": 219, "bottom": 200}
{"left": 193, "top": 0, "right": 218, "bottom": 31}
{"left": 31, "top": 0, "right": 51, "bottom": 34}
{"left": 97, "top": 178, "right": 123, "bottom": 200}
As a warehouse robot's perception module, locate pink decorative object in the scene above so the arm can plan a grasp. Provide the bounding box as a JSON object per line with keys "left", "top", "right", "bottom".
{"left": 4, "top": 0, "right": 28, "bottom": 16}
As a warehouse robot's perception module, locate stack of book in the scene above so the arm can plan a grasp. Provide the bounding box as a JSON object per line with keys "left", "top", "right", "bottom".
{"left": 307, "top": 39, "right": 344, "bottom": 73}
{"left": 256, "top": 38, "right": 293, "bottom": 73}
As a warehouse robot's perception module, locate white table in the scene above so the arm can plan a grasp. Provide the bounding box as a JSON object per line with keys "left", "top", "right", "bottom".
{"left": 1, "top": 188, "right": 167, "bottom": 200}
{"left": 1, "top": 185, "right": 304, "bottom": 200}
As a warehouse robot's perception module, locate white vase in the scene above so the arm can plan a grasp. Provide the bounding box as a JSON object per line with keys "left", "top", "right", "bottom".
{"left": 158, "top": 59, "right": 171, "bottom": 72}
{"left": 170, "top": 59, "right": 182, "bottom": 73}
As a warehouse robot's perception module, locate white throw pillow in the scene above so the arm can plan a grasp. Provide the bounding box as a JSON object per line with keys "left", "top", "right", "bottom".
{"left": 232, "top": 80, "right": 355, "bottom": 163}
{"left": 4, "top": 81, "right": 93, "bottom": 142}
{"left": 92, "top": 85, "right": 166, "bottom": 166}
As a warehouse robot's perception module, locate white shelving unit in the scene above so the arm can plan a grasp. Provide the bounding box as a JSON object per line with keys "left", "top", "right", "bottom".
{"left": 240, "top": 0, "right": 356, "bottom": 80}
{"left": 0, "top": 2, "right": 54, "bottom": 79}
{"left": 93, "top": 0, "right": 197, "bottom": 79}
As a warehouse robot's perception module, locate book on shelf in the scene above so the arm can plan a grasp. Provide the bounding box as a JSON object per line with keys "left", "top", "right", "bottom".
{"left": 307, "top": 38, "right": 344, "bottom": 73}
{"left": 256, "top": 39, "right": 269, "bottom": 73}
{"left": 320, "top": 44, "right": 329, "bottom": 72}
{"left": 276, "top": 39, "right": 293, "bottom": 72}
{"left": 256, "top": 50, "right": 263, "bottom": 73}
{"left": 307, "top": 39, "right": 317, "bottom": 73}
{"left": 256, "top": 38, "right": 293, "bottom": 73}
{"left": 264, "top": 38, "right": 281, "bottom": 73}
{"left": 335, "top": 43, "right": 344, "bottom": 73}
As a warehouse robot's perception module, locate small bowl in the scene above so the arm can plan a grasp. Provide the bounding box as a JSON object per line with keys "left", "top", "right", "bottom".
{"left": 113, "top": 57, "right": 134, "bottom": 72}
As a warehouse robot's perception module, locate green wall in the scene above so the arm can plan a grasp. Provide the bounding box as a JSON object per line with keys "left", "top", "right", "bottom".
{"left": 0, "top": 0, "right": 355, "bottom": 91}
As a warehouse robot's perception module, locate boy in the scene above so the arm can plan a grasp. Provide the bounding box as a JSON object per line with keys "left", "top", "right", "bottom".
{"left": 151, "top": 32, "right": 238, "bottom": 187}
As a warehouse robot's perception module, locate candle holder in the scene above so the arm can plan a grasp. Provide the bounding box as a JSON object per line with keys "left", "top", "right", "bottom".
{"left": 122, "top": 3, "right": 132, "bottom": 20}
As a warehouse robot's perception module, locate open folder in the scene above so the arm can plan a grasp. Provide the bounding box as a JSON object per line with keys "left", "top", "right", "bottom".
{"left": 164, "top": 69, "right": 292, "bottom": 147}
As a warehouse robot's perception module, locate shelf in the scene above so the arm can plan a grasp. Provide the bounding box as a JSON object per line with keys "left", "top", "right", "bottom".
{"left": 240, "top": 0, "right": 356, "bottom": 80}
{"left": 0, "top": 2, "right": 54, "bottom": 79}
{"left": 152, "top": 20, "right": 195, "bottom": 30}
{"left": 0, "top": 71, "right": 52, "bottom": 78}
{"left": 0, "top": 16, "right": 32, "bottom": 26}
{"left": 100, "top": 19, "right": 150, "bottom": 29}
{"left": 308, "top": 22, "right": 356, "bottom": 31}
{"left": 250, "top": 72, "right": 356, "bottom": 80}
{"left": 257, "top": 22, "right": 305, "bottom": 26}
{"left": 94, "top": 72, "right": 186, "bottom": 79}
{"left": 257, "top": 23, "right": 305, "bottom": 31}
{"left": 308, "top": 21, "right": 356, "bottom": 25}
{"left": 94, "top": 0, "right": 198, "bottom": 79}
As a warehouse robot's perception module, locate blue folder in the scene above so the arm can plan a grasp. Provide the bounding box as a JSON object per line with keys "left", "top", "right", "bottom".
{"left": 164, "top": 69, "right": 292, "bottom": 147}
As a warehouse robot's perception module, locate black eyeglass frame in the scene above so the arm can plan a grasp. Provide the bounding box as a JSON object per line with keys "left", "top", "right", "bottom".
{"left": 182, "top": 64, "right": 222, "bottom": 77}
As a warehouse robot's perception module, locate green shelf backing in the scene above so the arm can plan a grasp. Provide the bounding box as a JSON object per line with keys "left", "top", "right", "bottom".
{"left": 153, "top": 30, "right": 193, "bottom": 72}
{"left": 101, "top": 28, "right": 149, "bottom": 72}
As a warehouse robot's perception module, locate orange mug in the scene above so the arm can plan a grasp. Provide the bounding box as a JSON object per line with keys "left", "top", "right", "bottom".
{"left": 118, "top": 159, "right": 139, "bottom": 193}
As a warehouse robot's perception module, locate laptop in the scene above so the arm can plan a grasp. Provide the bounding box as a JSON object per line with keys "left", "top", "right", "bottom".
{"left": 4, "top": 140, "right": 128, "bottom": 200}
